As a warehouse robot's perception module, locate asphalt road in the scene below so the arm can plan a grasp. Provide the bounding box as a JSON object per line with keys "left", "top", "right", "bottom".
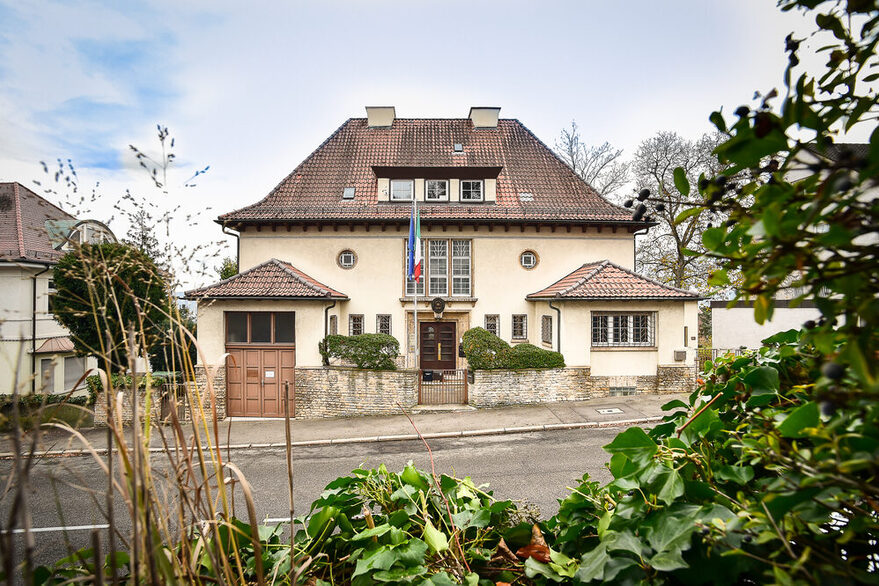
{"left": 0, "top": 427, "right": 620, "bottom": 576}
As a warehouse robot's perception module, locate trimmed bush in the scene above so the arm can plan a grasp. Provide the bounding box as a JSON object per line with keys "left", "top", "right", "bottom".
{"left": 319, "top": 333, "right": 399, "bottom": 370}
{"left": 461, "top": 327, "right": 510, "bottom": 369}
{"left": 461, "top": 327, "right": 565, "bottom": 369}
{"left": 499, "top": 343, "right": 565, "bottom": 369}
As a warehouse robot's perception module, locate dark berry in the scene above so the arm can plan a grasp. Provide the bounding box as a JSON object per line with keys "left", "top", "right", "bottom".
{"left": 803, "top": 320, "right": 816, "bottom": 329}
{"left": 655, "top": 203, "right": 665, "bottom": 212}
{"left": 637, "top": 188, "right": 650, "bottom": 201}
{"left": 734, "top": 105, "right": 750, "bottom": 117}
{"left": 699, "top": 178, "right": 710, "bottom": 190}
{"left": 820, "top": 400, "right": 837, "bottom": 417}
{"left": 715, "top": 176, "right": 728, "bottom": 186}
{"left": 623, "top": 199, "right": 633, "bottom": 208}
{"left": 821, "top": 362, "right": 845, "bottom": 381}
{"left": 742, "top": 535, "right": 753, "bottom": 544}
{"left": 726, "top": 219, "right": 736, "bottom": 227}
{"left": 633, "top": 204, "right": 647, "bottom": 221}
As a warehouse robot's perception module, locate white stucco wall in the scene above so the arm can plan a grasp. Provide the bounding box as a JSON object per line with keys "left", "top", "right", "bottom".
{"left": 196, "top": 298, "right": 329, "bottom": 368}
{"left": 712, "top": 302, "right": 820, "bottom": 349}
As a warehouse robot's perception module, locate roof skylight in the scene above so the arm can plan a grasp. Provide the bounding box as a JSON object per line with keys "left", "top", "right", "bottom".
{"left": 342, "top": 187, "right": 355, "bottom": 199}
{"left": 518, "top": 192, "right": 534, "bottom": 201}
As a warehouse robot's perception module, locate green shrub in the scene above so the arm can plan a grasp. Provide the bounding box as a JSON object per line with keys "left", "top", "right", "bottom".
{"left": 461, "top": 327, "right": 565, "bottom": 369}
{"left": 461, "top": 327, "right": 509, "bottom": 369}
{"left": 499, "top": 343, "right": 565, "bottom": 369}
{"left": 319, "top": 333, "right": 399, "bottom": 370}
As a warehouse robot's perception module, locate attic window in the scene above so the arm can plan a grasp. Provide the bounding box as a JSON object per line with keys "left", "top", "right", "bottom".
{"left": 453, "top": 143, "right": 464, "bottom": 153}
{"left": 342, "top": 187, "right": 355, "bottom": 200}
{"left": 519, "top": 192, "right": 534, "bottom": 202}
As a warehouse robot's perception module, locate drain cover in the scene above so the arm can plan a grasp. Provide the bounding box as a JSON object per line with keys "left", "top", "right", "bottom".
{"left": 596, "top": 407, "right": 624, "bottom": 415}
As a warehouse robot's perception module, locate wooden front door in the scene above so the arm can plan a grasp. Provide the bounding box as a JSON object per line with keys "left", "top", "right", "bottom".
{"left": 420, "top": 322, "right": 456, "bottom": 370}
{"left": 226, "top": 346, "right": 295, "bottom": 417}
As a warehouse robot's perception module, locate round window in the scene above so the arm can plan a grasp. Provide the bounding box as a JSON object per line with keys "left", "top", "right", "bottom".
{"left": 520, "top": 250, "right": 538, "bottom": 269}
{"left": 337, "top": 249, "right": 357, "bottom": 269}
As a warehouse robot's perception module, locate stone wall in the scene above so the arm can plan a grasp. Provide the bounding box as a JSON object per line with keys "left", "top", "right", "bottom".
{"left": 294, "top": 367, "right": 418, "bottom": 418}
{"left": 93, "top": 365, "right": 226, "bottom": 426}
{"left": 470, "top": 365, "right": 695, "bottom": 408}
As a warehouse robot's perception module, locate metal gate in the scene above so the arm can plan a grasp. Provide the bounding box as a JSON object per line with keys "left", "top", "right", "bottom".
{"left": 418, "top": 369, "right": 468, "bottom": 405}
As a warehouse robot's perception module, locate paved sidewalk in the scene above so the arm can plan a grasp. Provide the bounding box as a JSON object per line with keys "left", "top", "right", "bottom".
{"left": 0, "top": 393, "right": 685, "bottom": 458}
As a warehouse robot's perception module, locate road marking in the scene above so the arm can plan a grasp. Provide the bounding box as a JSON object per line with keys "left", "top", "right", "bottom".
{"left": 3, "top": 523, "right": 109, "bottom": 535}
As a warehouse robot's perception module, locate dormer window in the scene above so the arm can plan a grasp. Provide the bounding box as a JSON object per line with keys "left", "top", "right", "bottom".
{"left": 426, "top": 180, "right": 448, "bottom": 202}
{"left": 390, "top": 179, "right": 413, "bottom": 201}
{"left": 461, "top": 180, "right": 483, "bottom": 202}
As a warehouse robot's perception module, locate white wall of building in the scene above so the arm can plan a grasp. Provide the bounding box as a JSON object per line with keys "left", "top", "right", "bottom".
{"left": 711, "top": 302, "right": 820, "bottom": 349}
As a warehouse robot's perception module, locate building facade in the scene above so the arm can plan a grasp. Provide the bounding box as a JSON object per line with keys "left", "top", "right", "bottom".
{"left": 0, "top": 182, "right": 116, "bottom": 396}
{"left": 188, "top": 107, "right": 699, "bottom": 416}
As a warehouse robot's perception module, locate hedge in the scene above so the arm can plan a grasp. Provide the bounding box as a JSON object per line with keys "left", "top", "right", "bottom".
{"left": 461, "top": 327, "right": 565, "bottom": 369}
{"left": 319, "top": 333, "right": 399, "bottom": 370}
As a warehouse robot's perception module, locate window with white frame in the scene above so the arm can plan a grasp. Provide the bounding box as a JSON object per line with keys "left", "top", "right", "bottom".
{"left": 329, "top": 315, "right": 338, "bottom": 335}
{"left": 428, "top": 240, "right": 448, "bottom": 296}
{"left": 40, "top": 358, "right": 55, "bottom": 393}
{"left": 376, "top": 314, "right": 392, "bottom": 335}
{"left": 426, "top": 180, "right": 448, "bottom": 201}
{"left": 460, "top": 180, "right": 483, "bottom": 202}
{"left": 541, "top": 315, "right": 552, "bottom": 345}
{"left": 349, "top": 314, "right": 364, "bottom": 336}
{"left": 405, "top": 239, "right": 472, "bottom": 297}
{"left": 64, "top": 356, "right": 87, "bottom": 391}
{"left": 390, "top": 179, "right": 414, "bottom": 201}
{"left": 484, "top": 314, "right": 499, "bottom": 337}
{"left": 337, "top": 249, "right": 356, "bottom": 269}
{"left": 451, "top": 240, "right": 471, "bottom": 296}
{"left": 512, "top": 315, "right": 527, "bottom": 340}
{"left": 591, "top": 312, "right": 654, "bottom": 347}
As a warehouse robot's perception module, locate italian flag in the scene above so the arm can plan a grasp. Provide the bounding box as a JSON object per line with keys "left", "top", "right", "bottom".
{"left": 408, "top": 203, "right": 422, "bottom": 283}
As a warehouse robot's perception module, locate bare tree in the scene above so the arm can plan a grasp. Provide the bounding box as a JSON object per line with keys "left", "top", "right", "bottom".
{"left": 630, "top": 131, "right": 727, "bottom": 292}
{"left": 555, "top": 121, "right": 629, "bottom": 198}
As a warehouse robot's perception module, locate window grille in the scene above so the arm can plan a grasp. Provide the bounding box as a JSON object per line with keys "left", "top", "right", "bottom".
{"left": 376, "top": 314, "right": 392, "bottom": 335}
{"left": 592, "top": 312, "right": 654, "bottom": 347}
{"left": 484, "top": 314, "right": 499, "bottom": 337}
{"left": 512, "top": 315, "right": 527, "bottom": 339}
{"left": 349, "top": 314, "right": 364, "bottom": 336}
{"left": 541, "top": 315, "right": 552, "bottom": 345}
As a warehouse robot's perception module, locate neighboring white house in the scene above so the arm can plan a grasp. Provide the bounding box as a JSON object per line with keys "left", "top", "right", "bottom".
{"left": 0, "top": 182, "right": 116, "bottom": 395}
{"left": 187, "top": 107, "right": 700, "bottom": 417}
{"left": 711, "top": 142, "right": 869, "bottom": 351}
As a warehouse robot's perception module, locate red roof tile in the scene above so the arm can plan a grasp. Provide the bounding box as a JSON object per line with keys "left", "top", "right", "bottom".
{"left": 0, "top": 182, "right": 76, "bottom": 263}
{"left": 185, "top": 258, "right": 348, "bottom": 300}
{"left": 527, "top": 260, "right": 699, "bottom": 300}
{"left": 218, "top": 118, "right": 642, "bottom": 225}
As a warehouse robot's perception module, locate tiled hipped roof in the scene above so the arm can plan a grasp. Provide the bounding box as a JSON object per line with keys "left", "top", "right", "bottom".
{"left": 185, "top": 259, "right": 348, "bottom": 300}
{"left": 218, "top": 118, "right": 641, "bottom": 225}
{"left": 0, "top": 182, "right": 76, "bottom": 263}
{"left": 527, "top": 260, "right": 699, "bottom": 300}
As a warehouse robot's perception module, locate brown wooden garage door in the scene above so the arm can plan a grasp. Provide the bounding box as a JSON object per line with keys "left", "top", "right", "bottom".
{"left": 226, "top": 346, "right": 295, "bottom": 417}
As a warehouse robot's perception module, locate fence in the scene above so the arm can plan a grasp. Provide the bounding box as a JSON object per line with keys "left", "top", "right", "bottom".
{"left": 697, "top": 348, "right": 751, "bottom": 373}
{"left": 418, "top": 369, "right": 468, "bottom": 405}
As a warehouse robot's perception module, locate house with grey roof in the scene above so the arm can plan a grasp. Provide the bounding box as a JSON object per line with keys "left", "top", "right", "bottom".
{"left": 0, "top": 182, "right": 116, "bottom": 396}
{"left": 187, "top": 107, "right": 699, "bottom": 417}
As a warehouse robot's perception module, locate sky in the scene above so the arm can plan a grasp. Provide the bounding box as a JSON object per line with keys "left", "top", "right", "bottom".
{"left": 0, "top": 0, "right": 851, "bottom": 286}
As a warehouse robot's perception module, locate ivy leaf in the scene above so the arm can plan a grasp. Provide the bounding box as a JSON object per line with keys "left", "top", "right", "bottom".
{"left": 650, "top": 550, "right": 688, "bottom": 571}
{"left": 575, "top": 544, "right": 609, "bottom": 583}
{"left": 603, "top": 530, "right": 645, "bottom": 557}
{"left": 715, "top": 465, "right": 755, "bottom": 485}
{"left": 776, "top": 401, "right": 819, "bottom": 438}
{"left": 655, "top": 468, "right": 686, "bottom": 505}
{"left": 604, "top": 427, "right": 658, "bottom": 465}
{"left": 422, "top": 519, "right": 449, "bottom": 553}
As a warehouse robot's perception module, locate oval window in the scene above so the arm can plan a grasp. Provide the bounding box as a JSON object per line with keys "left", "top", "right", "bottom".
{"left": 520, "top": 250, "right": 538, "bottom": 269}
{"left": 337, "top": 249, "right": 357, "bottom": 269}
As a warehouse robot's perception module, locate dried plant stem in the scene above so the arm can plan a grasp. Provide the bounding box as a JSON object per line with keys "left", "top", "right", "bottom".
{"left": 396, "top": 402, "right": 471, "bottom": 575}
{"left": 284, "top": 380, "right": 295, "bottom": 523}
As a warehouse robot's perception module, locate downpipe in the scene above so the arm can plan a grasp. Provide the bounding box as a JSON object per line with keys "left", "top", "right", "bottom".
{"left": 32, "top": 265, "right": 50, "bottom": 393}
{"left": 549, "top": 298, "right": 562, "bottom": 354}
{"left": 323, "top": 300, "right": 337, "bottom": 366}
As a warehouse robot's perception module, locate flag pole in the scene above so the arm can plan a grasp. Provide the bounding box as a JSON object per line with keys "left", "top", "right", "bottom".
{"left": 413, "top": 198, "right": 419, "bottom": 372}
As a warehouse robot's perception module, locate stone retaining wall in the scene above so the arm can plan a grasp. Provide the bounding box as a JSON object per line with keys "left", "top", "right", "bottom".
{"left": 95, "top": 363, "right": 695, "bottom": 424}
{"left": 294, "top": 367, "right": 418, "bottom": 418}
{"left": 470, "top": 365, "right": 695, "bottom": 408}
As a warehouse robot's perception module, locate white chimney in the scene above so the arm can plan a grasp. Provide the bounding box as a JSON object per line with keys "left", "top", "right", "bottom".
{"left": 468, "top": 106, "right": 501, "bottom": 128}
{"left": 366, "top": 106, "right": 396, "bottom": 128}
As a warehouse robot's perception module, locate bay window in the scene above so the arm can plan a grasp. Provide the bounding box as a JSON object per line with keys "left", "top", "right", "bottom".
{"left": 591, "top": 312, "right": 654, "bottom": 347}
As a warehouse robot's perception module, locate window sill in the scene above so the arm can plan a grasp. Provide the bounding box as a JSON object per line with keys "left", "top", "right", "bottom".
{"left": 398, "top": 297, "right": 478, "bottom": 303}
{"left": 591, "top": 346, "right": 657, "bottom": 352}
{"left": 511, "top": 338, "right": 529, "bottom": 344}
